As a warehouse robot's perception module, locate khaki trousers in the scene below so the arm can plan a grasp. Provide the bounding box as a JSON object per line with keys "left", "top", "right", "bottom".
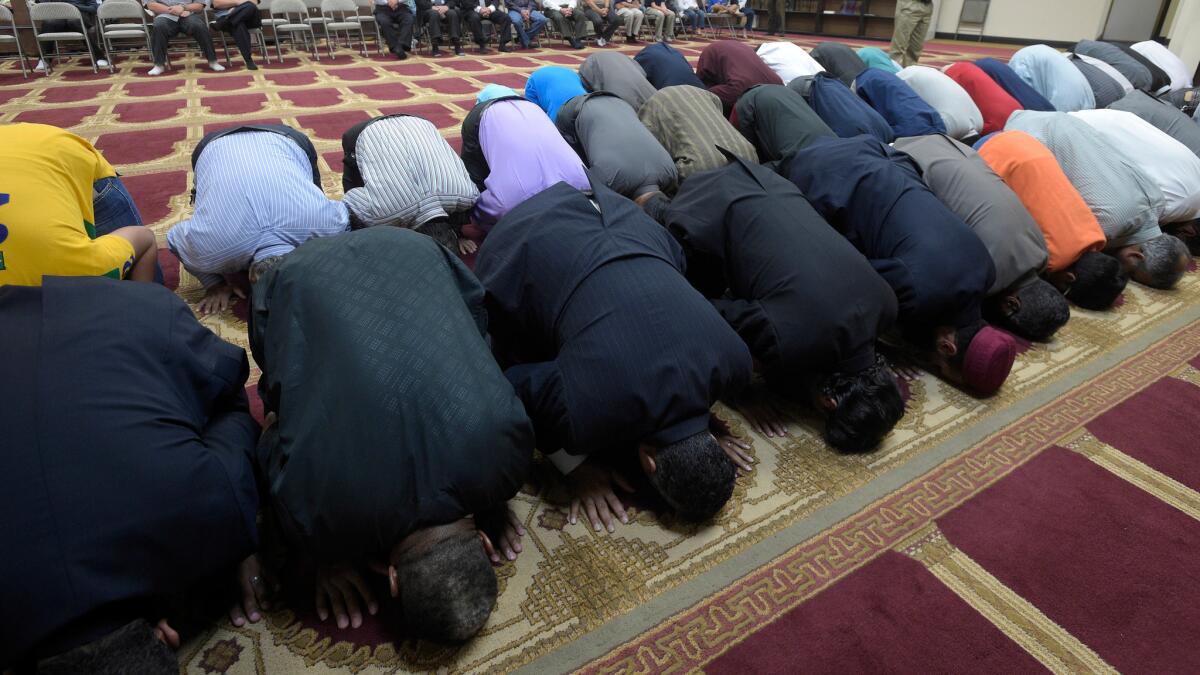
{"left": 889, "top": 0, "right": 932, "bottom": 68}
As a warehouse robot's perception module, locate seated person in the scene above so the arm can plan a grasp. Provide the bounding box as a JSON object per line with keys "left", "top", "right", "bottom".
{"left": 475, "top": 178, "right": 753, "bottom": 532}
{"left": 506, "top": 0, "right": 547, "bottom": 49}
{"left": 809, "top": 41, "right": 867, "bottom": 87}
{"left": 375, "top": 0, "right": 416, "bottom": 60}
{"left": 976, "top": 130, "right": 1127, "bottom": 310}
{"left": 638, "top": 84, "right": 759, "bottom": 183}
{"left": 460, "top": 0, "right": 513, "bottom": 53}
{"left": 0, "top": 123, "right": 156, "bottom": 287}
{"left": 417, "top": 0, "right": 466, "bottom": 56}
{"left": 166, "top": 124, "right": 349, "bottom": 314}
{"left": 756, "top": 41, "right": 826, "bottom": 85}
{"left": 1, "top": 276, "right": 260, "bottom": 671}
{"left": 542, "top": 0, "right": 586, "bottom": 50}
{"left": 1005, "top": 111, "right": 1182, "bottom": 289}
{"left": 581, "top": 0, "right": 621, "bottom": 47}
{"left": 212, "top": 0, "right": 262, "bottom": 69}
{"left": 735, "top": 84, "right": 835, "bottom": 163}
{"left": 1008, "top": 44, "right": 1095, "bottom": 112}
{"left": 34, "top": 0, "right": 107, "bottom": 69}
{"left": 897, "top": 65, "right": 985, "bottom": 140}
{"left": 789, "top": 71, "right": 895, "bottom": 143}
{"left": 613, "top": 0, "right": 644, "bottom": 43}
{"left": 696, "top": 40, "right": 784, "bottom": 117}
{"left": 635, "top": 41, "right": 706, "bottom": 90}
{"left": 674, "top": 0, "right": 705, "bottom": 34}
{"left": 895, "top": 134, "right": 1070, "bottom": 341}
{"left": 944, "top": 61, "right": 1024, "bottom": 135}
{"left": 707, "top": 0, "right": 751, "bottom": 27}
{"left": 251, "top": 227, "right": 534, "bottom": 639}
{"left": 642, "top": 0, "right": 675, "bottom": 42}
{"left": 974, "top": 57, "right": 1056, "bottom": 112}
{"left": 639, "top": 155, "right": 904, "bottom": 452}
{"left": 341, "top": 114, "right": 479, "bottom": 254}
{"left": 854, "top": 68, "right": 948, "bottom": 138}
{"left": 857, "top": 46, "right": 900, "bottom": 73}
{"left": 460, "top": 88, "right": 589, "bottom": 229}
{"left": 1108, "top": 90, "right": 1200, "bottom": 159}
{"left": 787, "top": 135, "right": 1018, "bottom": 396}
{"left": 579, "top": 51, "right": 657, "bottom": 110}
{"left": 143, "top": 0, "right": 224, "bottom": 75}
{"left": 524, "top": 64, "right": 587, "bottom": 120}
{"left": 556, "top": 91, "right": 678, "bottom": 197}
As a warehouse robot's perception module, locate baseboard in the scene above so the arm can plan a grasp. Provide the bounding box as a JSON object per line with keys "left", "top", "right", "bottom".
{"left": 934, "top": 31, "right": 1076, "bottom": 49}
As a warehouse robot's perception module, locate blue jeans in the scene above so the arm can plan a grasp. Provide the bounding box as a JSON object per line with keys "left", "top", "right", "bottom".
{"left": 92, "top": 176, "right": 163, "bottom": 284}
{"left": 740, "top": 5, "right": 754, "bottom": 26}
{"left": 681, "top": 7, "right": 704, "bottom": 28}
{"left": 508, "top": 9, "right": 547, "bottom": 47}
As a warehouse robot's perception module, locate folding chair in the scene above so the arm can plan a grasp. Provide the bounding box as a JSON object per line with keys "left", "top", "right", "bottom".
{"left": 258, "top": 0, "right": 288, "bottom": 53}
{"left": 301, "top": 0, "right": 329, "bottom": 44}
{"left": 270, "top": 0, "right": 320, "bottom": 60}
{"left": 321, "top": 0, "right": 366, "bottom": 56}
{"left": 30, "top": 2, "right": 99, "bottom": 74}
{"left": 97, "top": 0, "right": 152, "bottom": 71}
{"left": 0, "top": 4, "right": 29, "bottom": 78}
{"left": 349, "top": 0, "right": 383, "bottom": 55}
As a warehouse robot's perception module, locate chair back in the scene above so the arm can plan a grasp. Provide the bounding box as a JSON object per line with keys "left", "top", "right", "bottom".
{"left": 271, "top": 0, "right": 310, "bottom": 21}
{"left": 98, "top": 0, "right": 148, "bottom": 22}
{"left": 0, "top": 4, "right": 15, "bottom": 23}
{"left": 321, "top": 0, "right": 356, "bottom": 16}
{"left": 30, "top": 2, "right": 86, "bottom": 25}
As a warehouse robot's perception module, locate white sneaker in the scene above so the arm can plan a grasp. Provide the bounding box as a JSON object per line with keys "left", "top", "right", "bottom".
{"left": 147, "top": 64, "right": 165, "bottom": 76}
{"left": 596, "top": 37, "right": 606, "bottom": 47}
{"left": 34, "top": 59, "right": 47, "bottom": 72}
{"left": 96, "top": 58, "right": 109, "bottom": 68}
{"left": 208, "top": 61, "right": 226, "bottom": 71}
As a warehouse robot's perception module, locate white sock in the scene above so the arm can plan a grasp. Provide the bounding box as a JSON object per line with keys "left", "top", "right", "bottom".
{"left": 209, "top": 61, "right": 226, "bottom": 71}
{"left": 34, "top": 59, "right": 47, "bottom": 71}
{"left": 148, "top": 64, "right": 165, "bottom": 75}
{"left": 96, "top": 58, "right": 109, "bottom": 67}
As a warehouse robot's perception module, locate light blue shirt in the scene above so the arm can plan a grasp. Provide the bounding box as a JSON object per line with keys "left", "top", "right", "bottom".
{"left": 1008, "top": 44, "right": 1095, "bottom": 113}
{"left": 167, "top": 131, "right": 349, "bottom": 288}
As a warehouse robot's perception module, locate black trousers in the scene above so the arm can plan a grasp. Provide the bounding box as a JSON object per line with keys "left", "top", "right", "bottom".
{"left": 421, "top": 7, "right": 461, "bottom": 41}
{"left": 465, "top": 9, "right": 511, "bottom": 45}
{"left": 374, "top": 4, "right": 415, "bottom": 54}
{"left": 43, "top": 13, "right": 104, "bottom": 59}
{"left": 150, "top": 13, "right": 219, "bottom": 65}
{"left": 583, "top": 8, "right": 619, "bottom": 40}
{"left": 765, "top": 0, "right": 784, "bottom": 33}
{"left": 215, "top": 1, "right": 262, "bottom": 62}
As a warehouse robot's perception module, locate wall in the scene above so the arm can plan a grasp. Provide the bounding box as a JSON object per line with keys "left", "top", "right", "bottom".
{"left": 935, "top": 0, "right": 1110, "bottom": 43}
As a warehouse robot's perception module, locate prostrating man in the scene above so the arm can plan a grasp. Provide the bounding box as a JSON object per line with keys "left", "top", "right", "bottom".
{"left": 789, "top": 72, "right": 895, "bottom": 143}
{"left": 251, "top": 227, "right": 534, "bottom": 639}
{"left": 1008, "top": 44, "right": 1095, "bottom": 112}
{"left": 417, "top": 0, "right": 465, "bottom": 55}
{"left": 144, "top": 0, "right": 224, "bottom": 75}
{"left": 636, "top": 41, "right": 705, "bottom": 89}
{"left": 341, "top": 114, "right": 479, "bottom": 254}
{"left": 476, "top": 178, "right": 753, "bottom": 531}
{"left": 889, "top": 0, "right": 932, "bottom": 68}
{"left": 374, "top": 0, "right": 415, "bottom": 59}
{"left": 1073, "top": 40, "right": 1151, "bottom": 93}
{"left": 976, "top": 130, "right": 1126, "bottom": 310}
{"left": 643, "top": 0, "right": 675, "bottom": 42}
{"left": 944, "top": 61, "right": 1023, "bottom": 135}
{"left": 735, "top": 84, "right": 834, "bottom": 163}
{"left": 524, "top": 64, "right": 587, "bottom": 120}
{"left": 557, "top": 92, "right": 678, "bottom": 197}
{"left": 1, "top": 277, "right": 259, "bottom": 671}
{"left": 640, "top": 156, "right": 904, "bottom": 452}
{"left": 696, "top": 40, "right": 784, "bottom": 116}
{"left": 1072, "top": 52, "right": 1134, "bottom": 98}
{"left": 0, "top": 123, "right": 157, "bottom": 287}
{"left": 1005, "top": 110, "right": 1174, "bottom": 288}
{"left": 787, "top": 135, "right": 1017, "bottom": 396}
{"left": 1109, "top": 89, "right": 1200, "bottom": 158}
{"left": 543, "top": 0, "right": 586, "bottom": 49}
{"left": 463, "top": 0, "right": 513, "bottom": 53}
{"left": 582, "top": 0, "right": 621, "bottom": 47}
{"left": 857, "top": 46, "right": 900, "bottom": 73}
{"left": 974, "top": 57, "right": 1055, "bottom": 112}
{"left": 507, "top": 0, "right": 548, "bottom": 48}
{"left": 756, "top": 41, "right": 825, "bottom": 85}
{"left": 1131, "top": 40, "right": 1193, "bottom": 93}
{"left": 614, "top": 0, "right": 644, "bottom": 43}
{"left": 460, "top": 90, "right": 589, "bottom": 229}
{"left": 896, "top": 65, "right": 984, "bottom": 140}
{"left": 1068, "top": 53, "right": 1126, "bottom": 108}
{"left": 166, "top": 125, "right": 349, "bottom": 314}
{"left": 810, "top": 41, "right": 867, "bottom": 87}
{"left": 638, "top": 84, "right": 760, "bottom": 182}
{"left": 854, "top": 68, "right": 947, "bottom": 138}
{"left": 1115, "top": 42, "right": 1171, "bottom": 95}
{"left": 895, "top": 134, "right": 1069, "bottom": 341}
{"left": 579, "top": 51, "right": 657, "bottom": 110}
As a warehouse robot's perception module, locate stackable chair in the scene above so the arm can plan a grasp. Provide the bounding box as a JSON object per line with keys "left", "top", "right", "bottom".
{"left": 0, "top": 4, "right": 29, "bottom": 78}
{"left": 270, "top": 0, "right": 320, "bottom": 59}
{"left": 320, "top": 0, "right": 366, "bottom": 56}
{"left": 30, "top": 2, "right": 99, "bottom": 74}
{"left": 96, "top": 0, "right": 151, "bottom": 71}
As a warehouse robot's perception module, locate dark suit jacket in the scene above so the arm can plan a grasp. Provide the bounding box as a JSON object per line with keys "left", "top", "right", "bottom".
{"left": 475, "top": 177, "right": 752, "bottom": 455}
{"left": 0, "top": 277, "right": 259, "bottom": 664}
{"left": 735, "top": 84, "right": 835, "bottom": 163}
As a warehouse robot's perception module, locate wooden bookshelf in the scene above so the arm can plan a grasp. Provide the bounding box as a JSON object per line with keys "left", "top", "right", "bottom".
{"left": 751, "top": 0, "right": 895, "bottom": 39}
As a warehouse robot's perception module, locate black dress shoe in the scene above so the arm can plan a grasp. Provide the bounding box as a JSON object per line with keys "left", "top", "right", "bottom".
{"left": 570, "top": 38, "right": 583, "bottom": 49}
{"left": 246, "top": 61, "right": 258, "bottom": 70}
{"left": 454, "top": 43, "right": 465, "bottom": 55}
{"left": 431, "top": 46, "right": 442, "bottom": 56}
{"left": 478, "top": 43, "right": 492, "bottom": 53}
{"left": 395, "top": 49, "right": 408, "bottom": 60}
{"left": 499, "top": 43, "right": 513, "bottom": 52}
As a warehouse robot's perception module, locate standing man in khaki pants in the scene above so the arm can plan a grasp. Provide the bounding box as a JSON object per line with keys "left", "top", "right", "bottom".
{"left": 890, "top": 0, "right": 932, "bottom": 67}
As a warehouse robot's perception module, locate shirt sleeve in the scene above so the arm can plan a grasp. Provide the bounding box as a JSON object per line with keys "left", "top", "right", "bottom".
{"left": 711, "top": 297, "right": 780, "bottom": 366}
{"left": 504, "top": 361, "right": 574, "bottom": 460}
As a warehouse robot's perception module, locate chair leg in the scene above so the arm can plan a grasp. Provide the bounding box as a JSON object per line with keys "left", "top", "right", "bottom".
{"left": 326, "top": 27, "right": 335, "bottom": 59}
{"left": 83, "top": 35, "right": 97, "bottom": 72}
{"left": 357, "top": 27, "right": 366, "bottom": 57}
{"left": 15, "top": 38, "right": 28, "bottom": 78}
{"left": 103, "top": 35, "right": 114, "bottom": 72}
{"left": 216, "top": 26, "right": 232, "bottom": 67}
{"left": 34, "top": 40, "right": 49, "bottom": 75}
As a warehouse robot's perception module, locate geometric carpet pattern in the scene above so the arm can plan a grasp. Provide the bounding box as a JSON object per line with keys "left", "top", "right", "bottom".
{"left": 3, "top": 35, "right": 1198, "bottom": 674}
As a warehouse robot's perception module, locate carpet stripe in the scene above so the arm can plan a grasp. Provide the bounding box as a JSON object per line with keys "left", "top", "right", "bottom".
{"left": 1064, "top": 430, "right": 1200, "bottom": 523}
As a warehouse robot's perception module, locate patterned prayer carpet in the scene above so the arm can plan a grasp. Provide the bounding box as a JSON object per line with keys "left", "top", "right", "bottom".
{"left": 4, "top": 34, "right": 1199, "bottom": 674}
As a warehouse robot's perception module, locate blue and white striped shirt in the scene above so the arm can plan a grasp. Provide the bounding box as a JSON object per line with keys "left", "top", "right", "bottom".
{"left": 167, "top": 131, "right": 350, "bottom": 289}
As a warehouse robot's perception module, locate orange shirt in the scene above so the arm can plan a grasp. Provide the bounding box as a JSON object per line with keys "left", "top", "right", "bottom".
{"left": 977, "top": 130, "right": 1106, "bottom": 272}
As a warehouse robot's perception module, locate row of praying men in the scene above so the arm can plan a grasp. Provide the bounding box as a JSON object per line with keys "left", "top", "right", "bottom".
{"left": 3, "top": 37, "right": 1200, "bottom": 671}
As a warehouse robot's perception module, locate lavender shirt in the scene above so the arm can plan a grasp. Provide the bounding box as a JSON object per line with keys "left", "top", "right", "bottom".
{"left": 475, "top": 99, "right": 590, "bottom": 229}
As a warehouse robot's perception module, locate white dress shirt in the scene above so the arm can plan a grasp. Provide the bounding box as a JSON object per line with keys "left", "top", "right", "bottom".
{"left": 897, "top": 65, "right": 984, "bottom": 140}
{"left": 1131, "top": 40, "right": 1194, "bottom": 93}
{"left": 1071, "top": 109, "right": 1200, "bottom": 223}
{"left": 756, "top": 41, "right": 824, "bottom": 85}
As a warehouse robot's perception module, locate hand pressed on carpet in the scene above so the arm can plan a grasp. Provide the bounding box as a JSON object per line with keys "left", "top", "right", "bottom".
{"left": 477, "top": 505, "right": 525, "bottom": 563}
{"left": 710, "top": 414, "right": 755, "bottom": 473}
{"left": 230, "top": 554, "right": 276, "bottom": 627}
{"left": 568, "top": 459, "right": 632, "bottom": 533}
{"left": 315, "top": 563, "right": 378, "bottom": 629}
{"left": 197, "top": 282, "right": 245, "bottom": 315}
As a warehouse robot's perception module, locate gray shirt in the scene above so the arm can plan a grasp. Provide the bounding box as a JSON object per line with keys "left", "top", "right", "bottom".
{"left": 895, "top": 134, "right": 1048, "bottom": 294}
{"left": 579, "top": 52, "right": 658, "bottom": 112}
{"left": 1074, "top": 40, "right": 1152, "bottom": 92}
{"left": 557, "top": 92, "right": 677, "bottom": 196}
{"left": 1108, "top": 90, "right": 1200, "bottom": 159}
{"left": 1006, "top": 110, "right": 1164, "bottom": 249}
